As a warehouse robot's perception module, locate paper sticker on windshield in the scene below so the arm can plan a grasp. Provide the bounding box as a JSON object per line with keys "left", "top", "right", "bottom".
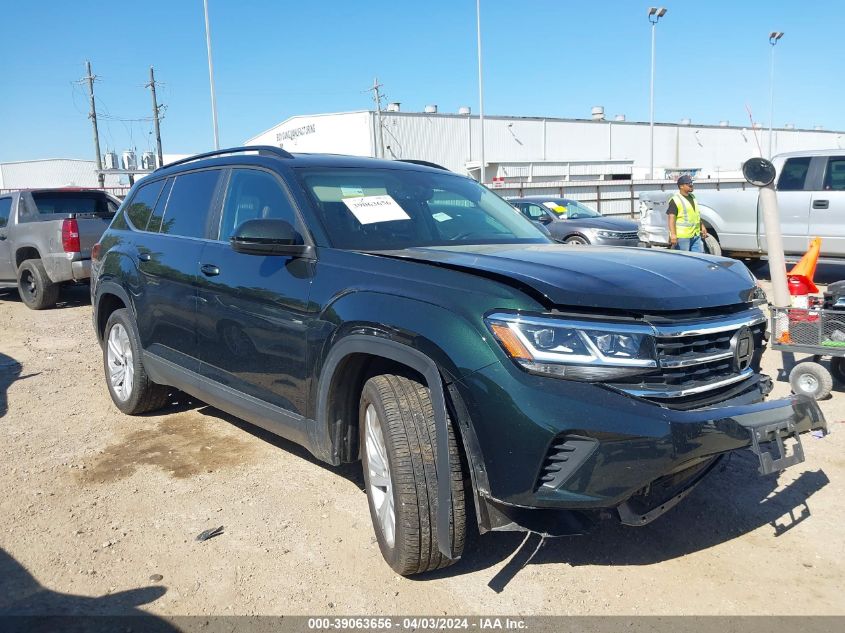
{"left": 340, "top": 186, "right": 365, "bottom": 198}
{"left": 432, "top": 212, "right": 452, "bottom": 222}
{"left": 543, "top": 201, "right": 567, "bottom": 214}
{"left": 342, "top": 195, "right": 411, "bottom": 225}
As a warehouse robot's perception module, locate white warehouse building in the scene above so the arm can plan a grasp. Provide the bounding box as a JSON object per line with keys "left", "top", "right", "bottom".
{"left": 246, "top": 107, "right": 845, "bottom": 185}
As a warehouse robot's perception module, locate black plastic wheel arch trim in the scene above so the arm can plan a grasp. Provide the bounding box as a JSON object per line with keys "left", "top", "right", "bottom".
{"left": 317, "top": 335, "right": 456, "bottom": 560}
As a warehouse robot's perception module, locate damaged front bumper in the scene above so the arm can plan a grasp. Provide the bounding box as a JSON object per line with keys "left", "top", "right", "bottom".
{"left": 456, "top": 362, "right": 828, "bottom": 535}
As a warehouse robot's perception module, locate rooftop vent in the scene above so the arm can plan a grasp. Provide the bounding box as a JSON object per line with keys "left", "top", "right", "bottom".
{"left": 424, "top": 104, "right": 438, "bottom": 114}
{"left": 614, "top": 114, "right": 626, "bottom": 121}
{"left": 719, "top": 120, "right": 729, "bottom": 127}
{"left": 386, "top": 102, "right": 401, "bottom": 112}
{"left": 591, "top": 106, "right": 605, "bottom": 121}
{"left": 458, "top": 106, "right": 471, "bottom": 115}
{"left": 680, "top": 118, "right": 691, "bottom": 126}
{"left": 753, "top": 122, "right": 763, "bottom": 129}
{"left": 785, "top": 123, "right": 795, "bottom": 129}
{"left": 814, "top": 125, "right": 824, "bottom": 131}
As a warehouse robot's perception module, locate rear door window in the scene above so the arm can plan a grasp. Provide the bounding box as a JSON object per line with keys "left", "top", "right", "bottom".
{"left": 777, "top": 157, "right": 812, "bottom": 191}
{"left": 158, "top": 170, "right": 222, "bottom": 239}
{"left": 218, "top": 168, "right": 300, "bottom": 240}
{"left": 823, "top": 157, "right": 845, "bottom": 191}
{"left": 125, "top": 179, "right": 166, "bottom": 230}
{"left": 0, "top": 197, "right": 12, "bottom": 229}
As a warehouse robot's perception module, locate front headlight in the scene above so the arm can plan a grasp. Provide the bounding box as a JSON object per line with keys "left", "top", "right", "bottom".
{"left": 485, "top": 313, "right": 658, "bottom": 381}
{"left": 595, "top": 230, "right": 619, "bottom": 239}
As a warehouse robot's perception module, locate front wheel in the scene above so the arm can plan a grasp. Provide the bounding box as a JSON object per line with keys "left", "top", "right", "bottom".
{"left": 103, "top": 308, "right": 169, "bottom": 414}
{"left": 360, "top": 374, "right": 466, "bottom": 575}
{"left": 564, "top": 235, "right": 589, "bottom": 245}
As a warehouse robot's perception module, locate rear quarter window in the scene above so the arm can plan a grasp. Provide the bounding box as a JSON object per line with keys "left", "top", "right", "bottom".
{"left": 125, "top": 179, "right": 166, "bottom": 230}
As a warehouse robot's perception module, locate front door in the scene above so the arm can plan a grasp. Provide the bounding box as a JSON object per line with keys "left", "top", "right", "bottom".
{"left": 0, "top": 196, "right": 14, "bottom": 282}
{"left": 196, "top": 167, "right": 314, "bottom": 417}
{"left": 809, "top": 156, "right": 845, "bottom": 257}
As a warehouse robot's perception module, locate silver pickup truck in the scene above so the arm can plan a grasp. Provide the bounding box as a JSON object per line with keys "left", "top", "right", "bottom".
{"left": 0, "top": 189, "right": 118, "bottom": 309}
{"left": 639, "top": 149, "right": 845, "bottom": 259}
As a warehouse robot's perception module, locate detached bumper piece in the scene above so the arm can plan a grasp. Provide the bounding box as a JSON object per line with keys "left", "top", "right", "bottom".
{"left": 739, "top": 395, "right": 828, "bottom": 475}
{"left": 618, "top": 395, "right": 827, "bottom": 526}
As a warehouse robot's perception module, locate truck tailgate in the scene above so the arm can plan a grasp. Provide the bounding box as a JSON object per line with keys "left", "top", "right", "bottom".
{"left": 74, "top": 216, "right": 112, "bottom": 255}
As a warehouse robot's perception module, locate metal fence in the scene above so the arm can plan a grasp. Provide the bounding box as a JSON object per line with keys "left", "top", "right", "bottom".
{"left": 1, "top": 186, "right": 131, "bottom": 198}
{"left": 492, "top": 178, "right": 750, "bottom": 217}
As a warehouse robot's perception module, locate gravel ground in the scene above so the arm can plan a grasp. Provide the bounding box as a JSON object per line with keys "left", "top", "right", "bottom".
{"left": 0, "top": 273, "right": 843, "bottom": 617}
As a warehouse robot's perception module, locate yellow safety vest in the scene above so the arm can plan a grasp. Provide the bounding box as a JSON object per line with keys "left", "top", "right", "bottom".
{"left": 671, "top": 193, "right": 701, "bottom": 239}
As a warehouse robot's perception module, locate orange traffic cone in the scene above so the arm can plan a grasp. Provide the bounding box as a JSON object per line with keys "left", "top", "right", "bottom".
{"left": 787, "top": 237, "right": 821, "bottom": 295}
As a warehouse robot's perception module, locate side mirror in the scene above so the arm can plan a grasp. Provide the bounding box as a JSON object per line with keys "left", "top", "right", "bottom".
{"left": 538, "top": 215, "right": 553, "bottom": 225}
{"left": 230, "top": 219, "right": 315, "bottom": 259}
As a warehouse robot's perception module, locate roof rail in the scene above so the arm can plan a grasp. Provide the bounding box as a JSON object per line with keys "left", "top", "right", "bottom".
{"left": 156, "top": 146, "right": 294, "bottom": 172}
{"left": 397, "top": 159, "right": 450, "bottom": 171}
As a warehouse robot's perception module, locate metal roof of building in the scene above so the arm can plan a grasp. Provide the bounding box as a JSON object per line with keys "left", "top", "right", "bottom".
{"left": 0, "top": 158, "right": 123, "bottom": 190}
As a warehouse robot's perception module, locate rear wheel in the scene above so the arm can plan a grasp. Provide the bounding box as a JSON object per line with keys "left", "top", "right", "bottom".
{"left": 17, "top": 259, "right": 59, "bottom": 310}
{"left": 360, "top": 374, "right": 465, "bottom": 575}
{"left": 789, "top": 361, "right": 833, "bottom": 400}
{"left": 103, "top": 308, "right": 169, "bottom": 414}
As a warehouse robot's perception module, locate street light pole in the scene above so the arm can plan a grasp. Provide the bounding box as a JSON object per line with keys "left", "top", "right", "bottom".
{"left": 768, "top": 31, "right": 784, "bottom": 158}
{"left": 476, "top": 0, "right": 485, "bottom": 184}
{"left": 648, "top": 7, "right": 667, "bottom": 180}
{"left": 203, "top": 0, "right": 220, "bottom": 150}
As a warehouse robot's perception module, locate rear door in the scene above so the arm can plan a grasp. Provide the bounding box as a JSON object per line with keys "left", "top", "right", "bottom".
{"left": 134, "top": 169, "right": 224, "bottom": 368}
{"left": 771, "top": 156, "right": 813, "bottom": 255}
{"left": 0, "top": 195, "right": 14, "bottom": 281}
{"left": 195, "top": 166, "right": 314, "bottom": 417}
{"left": 809, "top": 155, "right": 845, "bottom": 256}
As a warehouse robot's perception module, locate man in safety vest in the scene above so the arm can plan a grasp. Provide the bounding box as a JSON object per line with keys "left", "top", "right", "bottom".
{"left": 667, "top": 174, "right": 708, "bottom": 252}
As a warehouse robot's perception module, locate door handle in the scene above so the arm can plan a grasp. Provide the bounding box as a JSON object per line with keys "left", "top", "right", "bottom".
{"left": 138, "top": 252, "right": 151, "bottom": 262}
{"left": 813, "top": 200, "right": 830, "bottom": 209}
{"left": 201, "top": 263, "right": 220, "bottom": 277}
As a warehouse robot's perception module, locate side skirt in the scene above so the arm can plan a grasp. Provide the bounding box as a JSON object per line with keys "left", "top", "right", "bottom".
{"left": 142, "top": 351, "right": 322, "bottom": 460}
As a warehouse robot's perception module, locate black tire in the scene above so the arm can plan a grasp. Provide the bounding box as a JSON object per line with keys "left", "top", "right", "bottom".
{"left": 830, "top": 356, "right": 845, "bottom": 385}
{"left": 789, "top": 361, "right": 833, "bottom": 400}
{"left": 359, "top": 374, "right": 466, "bottom": 576}
{"left": 703, "top": 233, "right": 722, "bottom": 256}
{"left": 17, "top": 259, "right": 59, "bottom": 310}
{"left": 103, "top": 308, "right": 169, "bottom": 414}
{"left": 564, "top": 235, "right": 589, "bottom": 245}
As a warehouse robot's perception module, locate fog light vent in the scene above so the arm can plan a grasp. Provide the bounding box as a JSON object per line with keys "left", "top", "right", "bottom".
{"left": 537, "top": 434, "right": 598, "bottom": 490}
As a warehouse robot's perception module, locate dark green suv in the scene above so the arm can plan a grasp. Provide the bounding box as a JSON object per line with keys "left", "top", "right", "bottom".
{"left": 91, "top": 147, "right": 826, "bottom": 575}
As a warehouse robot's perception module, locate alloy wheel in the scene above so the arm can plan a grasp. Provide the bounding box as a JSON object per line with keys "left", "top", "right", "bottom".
{"left": 365, "top": 403, "right": 395, "bottom": 548}
{"left": 107, "top": 324, "right": 134, "bottom": 402}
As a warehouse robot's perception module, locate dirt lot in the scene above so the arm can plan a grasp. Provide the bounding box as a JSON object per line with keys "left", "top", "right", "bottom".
{"left": 0, "top": 275, "right": 843, "bottom": 617}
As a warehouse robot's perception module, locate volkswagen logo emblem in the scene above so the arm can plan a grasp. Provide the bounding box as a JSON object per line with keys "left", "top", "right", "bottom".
{"left": 730, "top": 326, "right": 755, "bottom": 372}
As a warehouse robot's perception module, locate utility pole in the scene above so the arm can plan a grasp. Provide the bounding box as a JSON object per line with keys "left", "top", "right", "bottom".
{"left": 370, "top": 77, "right": 385, "bottom": 159}
{"left": 84, "top": 60, "right": 105, "bottom": 189}
{"left": 147, "top": 66, "right": 164, "bottom": 168}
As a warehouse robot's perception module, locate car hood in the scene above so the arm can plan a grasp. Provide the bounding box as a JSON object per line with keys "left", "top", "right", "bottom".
{"left": 375, "top": 244, "right": 757, "bottom": 311}
{"left": 553, "top": 217, "right": 638, "bottom": 231}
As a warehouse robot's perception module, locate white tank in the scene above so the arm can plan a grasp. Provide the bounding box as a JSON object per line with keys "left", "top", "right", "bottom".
{"left": 103, "top": 151, "right": 119, "bottom": 170}
{"left": 141, "top": 152, "right": 156, "bottom": 171}
{"left": 424, "top": 105, "right": 438, "bottom": 114}
{"left": 121, "top": 150, "right": 137, "bottom": 171}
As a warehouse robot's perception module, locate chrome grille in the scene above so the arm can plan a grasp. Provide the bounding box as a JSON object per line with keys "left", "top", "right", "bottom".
{"left": 604, "top": 231, "right": 639, "bottom": 240}
{"left": 611, "top": 309, "right": 766, "bottom": 400}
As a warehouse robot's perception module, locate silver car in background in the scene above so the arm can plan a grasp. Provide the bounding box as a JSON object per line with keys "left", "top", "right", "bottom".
{"left": 509, "top": 197, "right": 642, "bottom": 246}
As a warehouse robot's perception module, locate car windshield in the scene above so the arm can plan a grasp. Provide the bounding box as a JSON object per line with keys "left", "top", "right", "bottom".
{"left": 543, "top": 199, "right": 602, "bottom": 220}
{"left": 296, "top": 167, "right": 550, "bottom": 250}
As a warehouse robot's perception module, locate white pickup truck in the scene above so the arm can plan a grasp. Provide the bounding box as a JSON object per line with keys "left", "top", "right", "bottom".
{"left": 638, "top": 149, "right": 845, "bottom": 259}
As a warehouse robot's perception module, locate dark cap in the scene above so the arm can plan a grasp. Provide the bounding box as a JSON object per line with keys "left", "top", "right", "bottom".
{"left": 677, "top": 175, "right": 694, "bottom": 186}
